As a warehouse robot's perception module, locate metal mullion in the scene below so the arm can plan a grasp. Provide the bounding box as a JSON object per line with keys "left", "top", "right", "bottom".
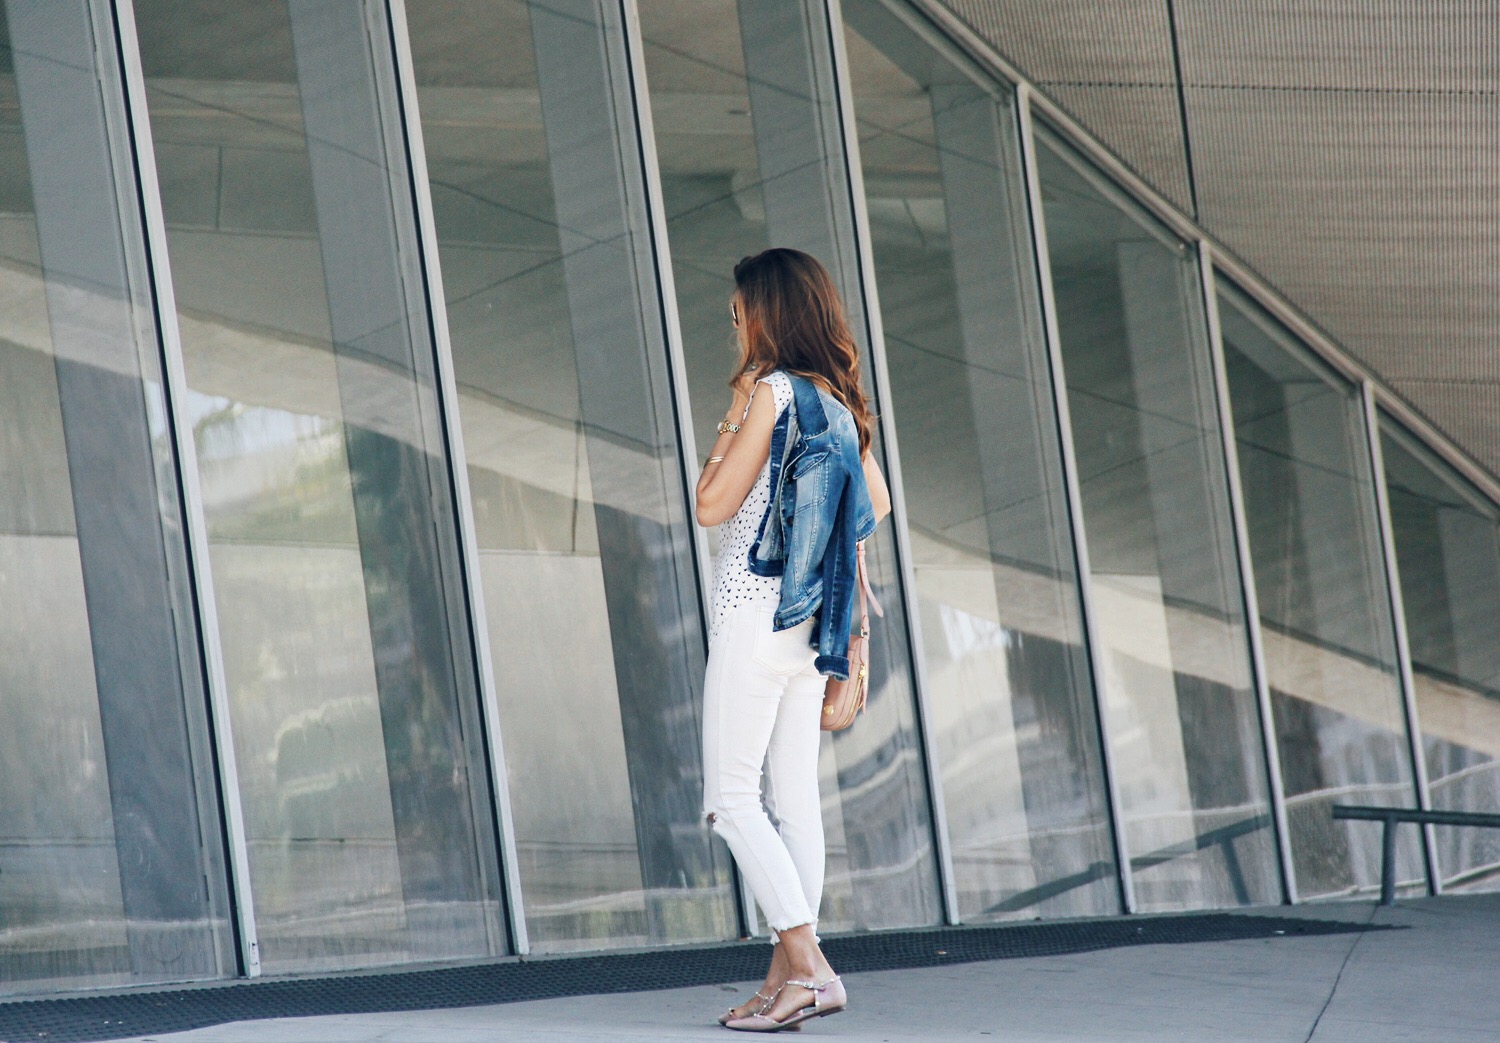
{"left": 1362, "top": 382, "right": 1442, "bottom": 897}
{"left": 382, "top": 0, "right": 530, "bottom": 956}
{"left": 1198, "top": 248, "right": 1297, "bottom": 905}
{"left": 109, "top": 0, "right": 261, "bottom": 977}
{"left": 823, "top": 0, "right": 960, "bottom": 927}
{"left": 1015, "top": 83, "right": 1135, "bottom": 914}
{"left": 616, "top": 0, "right": 756, "bottom": 941}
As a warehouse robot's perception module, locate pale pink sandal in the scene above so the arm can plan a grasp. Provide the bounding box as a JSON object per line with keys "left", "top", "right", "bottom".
{"left": 719, "top": 991, "right": 774, "bottom": 1027}
{"left": 725, "top": 976, "right": 845, "bottom": 1032}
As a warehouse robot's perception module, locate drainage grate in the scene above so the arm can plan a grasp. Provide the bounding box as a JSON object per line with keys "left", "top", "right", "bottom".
{"left": 0, "top": 912, "right": 1391, "bottom": 1042}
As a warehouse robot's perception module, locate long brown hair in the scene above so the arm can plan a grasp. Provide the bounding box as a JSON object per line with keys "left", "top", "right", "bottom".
{"left": 731, "top": 248, "right": 874, "bottom": 454}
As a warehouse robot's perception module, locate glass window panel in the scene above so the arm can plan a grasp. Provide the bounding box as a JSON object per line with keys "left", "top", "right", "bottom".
{"left": 404, "top": 0, "right": 736, "bottom": 951}
{"left": 638, "top": 0, "right": 943, "bottom": 931}
{"left": 840, "top": 0, "right": 1117, "bottom": 920}
{"left": 1037, "top": 130, "right": 1279, "bottom": 910}
{"left": 0, "top": 2, "right": 231, "bottom": 992}
{"left": 1219, "top": 287, "right": 1420, "bottom": 900}
{"left": 1381, "top": 420, "right": 1500, "bottom": 891}
{"left": 137, "top": 0, "right": 503, "bottom": 971}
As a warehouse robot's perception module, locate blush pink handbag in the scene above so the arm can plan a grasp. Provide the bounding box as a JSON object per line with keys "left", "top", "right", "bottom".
{"left": 822, "top": 542, "right": 883, "bottom": 731}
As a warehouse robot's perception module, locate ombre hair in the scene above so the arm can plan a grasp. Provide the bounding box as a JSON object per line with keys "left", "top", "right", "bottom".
{"left": 731, "top": 248, "right": 874, "bottom": 455}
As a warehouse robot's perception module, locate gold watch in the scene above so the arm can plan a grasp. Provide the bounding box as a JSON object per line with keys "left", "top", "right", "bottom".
{"left": 717, "top": 419, "right": 741, "bottom": 435}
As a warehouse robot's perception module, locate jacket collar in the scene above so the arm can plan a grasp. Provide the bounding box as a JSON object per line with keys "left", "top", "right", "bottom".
{"left": 787, "top": 373, "right": 830, "bottom": 437}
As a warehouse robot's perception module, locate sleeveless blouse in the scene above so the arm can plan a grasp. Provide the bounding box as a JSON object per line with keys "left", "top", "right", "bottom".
{"left": 708, "top": 371, "right": 794, "bottom": 645}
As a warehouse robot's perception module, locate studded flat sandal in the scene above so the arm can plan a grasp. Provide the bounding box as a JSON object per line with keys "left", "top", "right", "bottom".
{"left": 719, "top": 991, "right": 774, "bottom": 1027}
{"left": 724, "top": 976, "right": 845, "bottom": 1032}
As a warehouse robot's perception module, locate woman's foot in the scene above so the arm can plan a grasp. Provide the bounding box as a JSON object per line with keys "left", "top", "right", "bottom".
{"left": 722, "top": 926, "right": 839, "bottom": 1031}
{"left": 718, "top": 990, "right": 773, "bottom": 1026}
{"left": 718, "top": 943, "right": 790, "bottom": 1025}
{"left": 724, "top": 975, "right": 846, "bottom": 1032}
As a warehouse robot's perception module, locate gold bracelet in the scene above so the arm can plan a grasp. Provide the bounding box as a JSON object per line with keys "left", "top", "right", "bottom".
{"left": 716, "top": 419, "right": 741, "bottom": 435}
{"left": 705, "top": 455, "right": 725, "bottom": 465}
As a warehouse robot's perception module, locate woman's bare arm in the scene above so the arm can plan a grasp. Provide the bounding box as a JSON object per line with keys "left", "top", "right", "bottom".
{"left": 695, "top": 382, "right": 777, "bottom": 527}
{"left": 863, "top": 450, "right": 891, "bottom": 526}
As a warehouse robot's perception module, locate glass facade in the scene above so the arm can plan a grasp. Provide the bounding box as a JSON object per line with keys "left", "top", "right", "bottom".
{"left": 1219, "top": 287, "right": 1421, "bottom": 900}
{"left": 840, "top": 0, "right": 1116, "bottom": 920}
{"left": 638, "top": 0, "right": 942, "bottom": 932}
{"left": 1218, "top": 289, "right": 1416, "bottom": 900}
{"left": 1, "top": 0, "right": 1496, "bottom": 997}
{"left": 1382, "top": 423, "right": 1500, "bottom": 890}
{"left": 0, "top": 0, "right": 232, "bottom": 991}
{"left": 1037, "top": 131, "right": 1280, "bottom": 910}
{"left": 136, "top": 0, "right": 503, "bottom": 972}
{"left": 404, "top": 0, "right": 732, "bottom": 952}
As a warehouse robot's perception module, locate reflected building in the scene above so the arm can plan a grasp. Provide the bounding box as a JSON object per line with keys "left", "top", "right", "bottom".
{"left": 2, "top": 0, "right": 1498, "bottom": 997}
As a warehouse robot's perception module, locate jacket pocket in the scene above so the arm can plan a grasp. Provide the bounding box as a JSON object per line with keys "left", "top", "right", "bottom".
{"left": 789, "top": 449, "right": 830, "bottom": 506}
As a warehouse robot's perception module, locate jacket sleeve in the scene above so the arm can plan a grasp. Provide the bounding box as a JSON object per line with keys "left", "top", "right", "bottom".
{"left": 788, "top": 449, "right": 844, "bottom": 596}
{"left": 812, "top": 492, "right": 856, "bottom": 679}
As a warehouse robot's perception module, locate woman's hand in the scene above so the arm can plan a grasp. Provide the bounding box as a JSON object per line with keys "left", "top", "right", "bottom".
{"left": 728, "top": 366, "right": 758, "bottom": 413}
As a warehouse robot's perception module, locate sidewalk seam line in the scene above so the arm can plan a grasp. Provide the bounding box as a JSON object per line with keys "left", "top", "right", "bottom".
{"left": 1302, "top": 904, "right": 1377, "bottom": 1043}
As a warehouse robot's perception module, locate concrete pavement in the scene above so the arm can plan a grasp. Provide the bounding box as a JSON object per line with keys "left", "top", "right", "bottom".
{"left": 110, "top": 894, "right": 1500, "bottom": 1042}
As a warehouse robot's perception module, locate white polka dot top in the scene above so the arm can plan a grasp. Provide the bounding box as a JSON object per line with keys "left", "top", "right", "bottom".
{"left": 709, "top": 371, "right": 794, "bottom": 645}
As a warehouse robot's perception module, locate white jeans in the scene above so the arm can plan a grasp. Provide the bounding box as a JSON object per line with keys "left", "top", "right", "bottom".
{"left": 702, "top": 603, "right": 826, "bottom": 934}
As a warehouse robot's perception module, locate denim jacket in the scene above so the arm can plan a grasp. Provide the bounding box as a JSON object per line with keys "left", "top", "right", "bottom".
{"left": 747, "top": 373, "right": 876, "bottom": 680}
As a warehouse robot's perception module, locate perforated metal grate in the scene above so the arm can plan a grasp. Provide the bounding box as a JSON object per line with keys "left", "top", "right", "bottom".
{"left": 0, "top": 913, "right": 1391, "bottom": 1042}
{"left": 936, "top": 0, "right": 1500, "bottom": 484}
{"left": 939, "top": 0, "right": 1195, "bottom": 211}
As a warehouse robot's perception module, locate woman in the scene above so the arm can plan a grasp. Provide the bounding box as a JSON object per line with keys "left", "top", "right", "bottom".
{"left": 696, "top": 248, "right": 890, "bottom": 1033}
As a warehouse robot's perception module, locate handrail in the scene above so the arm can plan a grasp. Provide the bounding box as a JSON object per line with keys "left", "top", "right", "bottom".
{"left": 985, "top": 815, "right": 1271, "bottom": 915}
{"left": 1332, "top": 804, "right": 1500, "bottom": 905}
{"left": 1331, "top": 805, "right": 1500, "bottom": 828}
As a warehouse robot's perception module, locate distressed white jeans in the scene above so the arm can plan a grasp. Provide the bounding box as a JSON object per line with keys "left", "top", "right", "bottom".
{"left": 702, "top": 603, "right": 826, "bottom": 935}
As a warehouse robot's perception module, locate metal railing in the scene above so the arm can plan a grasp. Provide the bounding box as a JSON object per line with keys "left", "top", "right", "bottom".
{"left": 985, "top": 815, "right": 1271, "bottom": 915}
{"left": 1333, "top": 804, "right": 1500, "bottom": 906}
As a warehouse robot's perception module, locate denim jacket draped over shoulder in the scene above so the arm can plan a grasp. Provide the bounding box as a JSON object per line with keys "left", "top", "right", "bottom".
{"left": 747, "top": 373, "right": 876, "bottom": 680}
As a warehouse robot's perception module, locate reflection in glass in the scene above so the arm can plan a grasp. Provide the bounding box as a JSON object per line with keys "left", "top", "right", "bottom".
{"left": 1037, "top": 131, "right": 1279, "bottom": 910}
{"left": 1382, "top": 423, "right": 1500, "bottom": 891}
{"left": 639, "top": 0, "right": 942, "bottom": 931}
{"left": 0, "top": 3, "right": 231, "bottom": 992}
{"left": 137, "top": 0, "right": 503, "bottom": 970}
{"left": 1220, "top": 289, "right": 1419, "bottom": 899}
{"left": 841, "top": 0, "right": 1116, "bottom": 919}
{"left": 405, "top": 0, "right": 735, "bottom": 950}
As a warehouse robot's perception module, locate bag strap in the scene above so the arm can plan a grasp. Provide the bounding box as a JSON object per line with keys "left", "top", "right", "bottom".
{"left": 853, "top": 542, "right": 883, "bottom": 638}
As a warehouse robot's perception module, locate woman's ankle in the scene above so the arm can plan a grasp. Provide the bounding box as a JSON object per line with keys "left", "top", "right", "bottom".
{"left": 787, "top": 960, "right": 834, "bottom": 984}
{"left": 762, "top": 941, "right": 788, "bottom": 990}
